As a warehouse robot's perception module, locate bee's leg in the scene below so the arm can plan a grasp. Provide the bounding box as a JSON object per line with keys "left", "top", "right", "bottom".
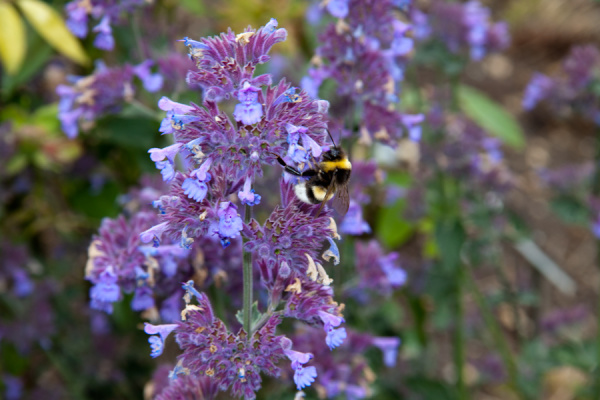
{"left": 273, "top": 154, "right": 316, "bottom": 177}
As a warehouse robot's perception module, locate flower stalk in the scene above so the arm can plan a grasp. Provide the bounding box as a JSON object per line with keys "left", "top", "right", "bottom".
{"left": 243, "top": 204, "right": 253, "bottom": 338}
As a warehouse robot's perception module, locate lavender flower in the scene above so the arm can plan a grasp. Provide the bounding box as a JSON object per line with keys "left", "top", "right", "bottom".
{"left": 522, "top": 73, "right": 554, "bottom": 110}
{"left": 306, "top": 0, "right": 422, "bottom": 145}
{"left": 64, "top": 0, "right": 149, "bottom": 50}
{"left": 420, "top": 0, "right": 510, "bottom": 61}
{"left": 173, "top": 287, "right": 291, "bottom": 399}
{"left": 57, "top": 62, "right": 134, "bottom": 138}
{"left": 354, "top": 240, "right": 406, "bottom": 297}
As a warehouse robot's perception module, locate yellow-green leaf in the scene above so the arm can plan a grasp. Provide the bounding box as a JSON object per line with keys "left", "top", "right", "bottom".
{"left": 0, "top": 3, "right": 27, "bottom": 75}
{"left": 458, "top": 85, "right": 526, "bottom": 149}
{"left": 17, "top": 0, "right": 89, "bottom": 66}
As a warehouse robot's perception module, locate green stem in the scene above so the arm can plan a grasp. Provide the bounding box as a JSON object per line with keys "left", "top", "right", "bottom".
{"left": 465, "top": 263, "right": 524, "bottom": 399}
{"left": 128, "top": 99, "right": 163, "bottom": 121}
{"left": 243, "top": 204, "right": 253, "bottom": 338}
{"left": 454, "top": 265, "right": 467, "bottom": 400}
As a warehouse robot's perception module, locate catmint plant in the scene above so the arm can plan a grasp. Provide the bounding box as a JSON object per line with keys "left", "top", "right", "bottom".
{"left": 113, "top": 19, "right": 355, "bottom": 399}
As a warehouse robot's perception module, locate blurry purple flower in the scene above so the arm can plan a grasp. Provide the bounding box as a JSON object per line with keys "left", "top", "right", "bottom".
{"left": 326, "top": 0, "right": 349, "bottom": 19}
{"left": 402, "top": 113, "right": 425, "bottom": 141}
{"left": 65, "top": 2, "right": 88, "bottom": 38}
{"left": 57, "top": 63, "right": 134, "bottom": 138}
{"left": 131, "top": 285, "right": 155, "bottom": 311}
{"left": 372, "top": 337, "right": 401, "bottom": 367}
{"left": 12, "top": 269, "right": 33, "bottom": 297}
{"left": 238, "top": 177, "right": 262, "bottom": 206}
{"left": 564, "top": 45, "right": 600, "bottom": 90}
{"left": 592, "top": 217, "right": 600, "bottom": 238}
{"left": 523, "top": 73, "right": 553, "bottom": 110}
{"left": 90, "top": 267, "right": 120, "bottom": 313}
{"left": 233, "top": 82, "right": 263, "bottom": 125}
{"left": 339, "top": 201, "right": 371, "bottom": 235}
{"left": 92, "top": 16, "right": 114, "bottom": 50}
{"left": 3, "top": 374, "right": 23, "bottom": 400}
{"left": 134, "top": 60, "right": 164, "bottom": 92}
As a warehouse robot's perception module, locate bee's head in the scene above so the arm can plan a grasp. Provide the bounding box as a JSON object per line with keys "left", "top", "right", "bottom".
{"left": 322, "top": 147, "right": 344, "bottom": 161}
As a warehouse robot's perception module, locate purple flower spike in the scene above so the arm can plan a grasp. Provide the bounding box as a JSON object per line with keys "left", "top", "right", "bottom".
{"left": 155, "top": 160, "right": 175, "bottom": 182}
{"left": 148, "top": 143, "right": 183, "bottom": 163}
{"left": 217, "top": 202, "right": 243, "bottom": 241}
{"left": 182, "top": 178, "right": 208, "bottom": 202}
{"left": 140, "top": 222, "right": 169, "bottom": 246}
{"left": 325, "top": 326, "right": 347, "bottom": 350}
{"left": 233, "top": 82, "right": 263, "bottom": 125}
{"left": 134, "top": 60, "right": 164, "bottom": 92}
{"left": 326, "top": 0, "right": 349, "bottom": 18}
{"left": 144, "top": 322, "right": 178, "bottom": 358}
{"left": 92, "top": 16, "right": 114, "bottom": 51}
{"left": 523, "top": 73, "right": 554, "bottom": 110}
{"left": 238, "top": 177, "right": 261, "bottom": 206}
{"left": 372, "top": 337, "right": 401, "bottom": 367}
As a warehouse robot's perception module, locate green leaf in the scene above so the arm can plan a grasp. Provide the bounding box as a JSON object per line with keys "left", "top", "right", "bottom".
{"left": 2, "top": 34, "right": 53, "bottom": 98}
{"left": 96, "top": 116, "right": 158, "bottom": 149}
{"left": 17, "top": 0, "right": 89, "bottom": 66}
{"left": 550, "top": 194, "right": 590, "bottom": 226}
{"left": 458, "top": 85, "right": 525, "bottom": 149}
{"left": 0, "top": 3, "right": 26, "bottom": 75}
{"left": 377, "top": 199, "right": 414, "bottom": 248}
{"left": 235, "top": 301, "right": 262, "bottom": 330}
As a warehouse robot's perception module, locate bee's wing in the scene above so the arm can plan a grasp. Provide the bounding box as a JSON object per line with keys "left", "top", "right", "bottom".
{"left": 332, "top": 180, "right": 350, "bottom": 216}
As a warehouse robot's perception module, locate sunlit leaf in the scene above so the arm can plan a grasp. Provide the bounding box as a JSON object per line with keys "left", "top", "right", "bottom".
{"left": 1, "top": 34, "right": 52, "bottom": 98}
{"left": 458, "top": 85, "right": 525, "bottom": 149}
{"left": 0, "top": 3, "right": 26, "bottom": 75}
{"left": 16, "top": 0, "right": 89, "bottom": 66}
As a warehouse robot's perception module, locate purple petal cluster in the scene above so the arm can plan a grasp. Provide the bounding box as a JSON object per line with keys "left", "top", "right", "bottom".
{"left": 173, "top": 289, "right": 290, "bottom": 400}
{"left": 64, "top": 0, "right": 148, "bottom": 50}
{"left": 305, "top": 0, "right": 422, "bottom": 145}
{"left": 290, "top": 327, "right": 401, "bottom": 399}
{"left": 423, "top": 108, "right": 513, "bottom": 193}
{"left": 523, "top": 45, "right": 600, "bottom": 122}
{"left": 416, "top": 0, "right": 510, "bottom": 61}
{"left": 353, "top": 240, "right": 406, "bottom": 297}
{"left": 57, "top": 62, "right": 134, "bottom": 138}
{"left": 87, "top": 183, "right": 197, "bottom": 317}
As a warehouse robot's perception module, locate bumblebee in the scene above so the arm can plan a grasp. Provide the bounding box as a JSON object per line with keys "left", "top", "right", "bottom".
{"left": 274, "top": 131, "right": 351, "bottom": 215}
